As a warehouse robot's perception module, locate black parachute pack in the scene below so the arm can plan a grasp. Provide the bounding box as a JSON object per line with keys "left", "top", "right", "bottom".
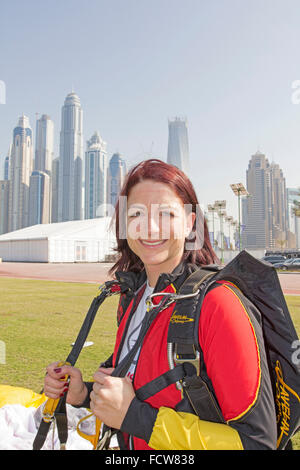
{"left": 164, "top": 250, "right": 300, "bottom": 450}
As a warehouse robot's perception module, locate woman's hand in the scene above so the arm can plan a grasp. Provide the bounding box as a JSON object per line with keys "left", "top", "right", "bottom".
{"left": 44, "top": 361, "right": 87, "bottom": 406}
{"left": 90, "top": 368, "right": 135, "bottom": 429}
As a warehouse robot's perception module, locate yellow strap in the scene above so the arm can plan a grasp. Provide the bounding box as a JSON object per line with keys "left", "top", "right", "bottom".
{"left": 43, "top": 363, "right": 101, "bottom": 449}
{"left": 149, "top": 407, "right": 244, "bottom": 450}
{"left": 76, "top": 413, "right": 102, "bottom": 449}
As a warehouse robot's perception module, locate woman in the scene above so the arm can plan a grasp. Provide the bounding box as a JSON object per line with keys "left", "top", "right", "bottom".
{"left": 44, "top": 159, "right": 277, "bottom": 450}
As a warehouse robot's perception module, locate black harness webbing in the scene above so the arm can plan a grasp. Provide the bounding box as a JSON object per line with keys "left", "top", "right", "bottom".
{"left": 135, "top": 362, "right": 196, "bottom": 401}
{"left": 33, "top": 281, "right": 174, "bottom": 450}
{"left": 33, "top": 281, "right": 121, "bottom": 451}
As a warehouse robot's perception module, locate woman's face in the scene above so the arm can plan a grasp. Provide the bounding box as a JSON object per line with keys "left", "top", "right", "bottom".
{"left": 126, "top": 180, "right": 195, "bottom": 272}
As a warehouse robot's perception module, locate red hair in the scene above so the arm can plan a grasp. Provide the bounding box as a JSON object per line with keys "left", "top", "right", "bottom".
{"left": 108, "top": 159, "right": 219, "bottom": 276}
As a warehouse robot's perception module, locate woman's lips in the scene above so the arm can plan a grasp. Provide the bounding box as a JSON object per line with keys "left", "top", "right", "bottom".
{"left": 138, "top": 239, "right": 167, "bottom": 248}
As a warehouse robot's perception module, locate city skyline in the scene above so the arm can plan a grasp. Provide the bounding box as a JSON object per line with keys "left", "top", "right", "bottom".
{"left": 1, "top": 103, "right": 298, "bottom": 252}
{"left": 1, "top": 1, "right": 300, "bottom": 222}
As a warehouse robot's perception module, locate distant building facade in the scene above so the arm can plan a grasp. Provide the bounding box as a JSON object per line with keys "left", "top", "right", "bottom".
{"left": 33, "top": 114, "right": 54, "bottom": 224}
{"left": 85, "top": 131, "right": 108, "bottom": 218}
{"left": 8, "top": 115, "right": 33, "bottom": 232}
{"left": 4, "top": 145, "right": 11, "bottom": 180}
{"left": 58, "top": 92, "right": 83, "bottom": 222}
{"left": 51, "top": 157, "right": 59, "bottom": 223}
{"left": 167, "top": 117, "right": 189, "bottom": 175}
{"left": 0, "top": 180, "right": 9, "bottom": 234}
{"left": 35, "top": 114, "right": 54, "bottom": 173}
{"left": 29, "top": 170, "right": 51, "bottom": 226}
{"left": 107, "top": 153, "right": 127, "bottom": 208}
{"left": 243, "top": 151, "right": 288, "bottom": 251}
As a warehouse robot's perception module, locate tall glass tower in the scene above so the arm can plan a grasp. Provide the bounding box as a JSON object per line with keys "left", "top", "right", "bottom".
{"left": 84, "top": 131, "right": 108, "bottom": 219}
{"left": 33, "top": 114, "right": 54, "bottom": 224}
{"left": 58, "top": 92, "right": 83, "bottom": 221}
{"left": 108, "top": 153, "right": 127, "bottom": 208}
{"left": 8, "top": 115, "right": 33, "bottom": 231}
{"left": 167, "top": 117, "right": 189, "bottom": 176}
{"left": 35, "top": 114, "right": 54, "bottom": 173}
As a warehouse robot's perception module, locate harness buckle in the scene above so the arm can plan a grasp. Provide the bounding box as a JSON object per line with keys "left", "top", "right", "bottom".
{"left": 145, "top": 289, "right": 200, "bottom": 312}
{"left": 167, "top": 342, "right": 200, "bottom": 391}
{"left": 145, "top": 292, "right": 175, "bottom": 311}
{"left": 98, "top": 281, "right": 121, "bottom": 297}
{"left": 173, "top": 343, "right": 200, "bottom": 376}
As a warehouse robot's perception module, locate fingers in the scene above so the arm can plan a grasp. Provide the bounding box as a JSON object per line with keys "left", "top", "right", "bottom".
{"left": 46, "top": 362, "right": 72, "bottom": 380}
{"left": 44, "top": 362, "right": 78, "bottom": 400}
{"left": 44, "top": 377, "right": 69, "bottom": 399}
{"left": 96, "top": 366, "right": 115, "bottom": 375}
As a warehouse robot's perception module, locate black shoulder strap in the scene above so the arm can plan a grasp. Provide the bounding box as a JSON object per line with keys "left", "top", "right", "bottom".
{"left": 167, "top": 266, "right": 218, "bottom": 346}
{"left": 178, "top": 267, "right": 218, "bottom": 295}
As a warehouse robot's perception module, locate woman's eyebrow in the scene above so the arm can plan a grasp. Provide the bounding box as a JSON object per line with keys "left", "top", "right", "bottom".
{"left": 158, "top": 204, "right": 182, "bottom": 211}
{"left": 127, "top": 203, "right": 146, "bottom": 209}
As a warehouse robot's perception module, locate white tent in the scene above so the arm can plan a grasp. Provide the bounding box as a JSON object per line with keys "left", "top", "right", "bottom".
{"left": 0, "top": 218, "right": 117, "bottom": 262}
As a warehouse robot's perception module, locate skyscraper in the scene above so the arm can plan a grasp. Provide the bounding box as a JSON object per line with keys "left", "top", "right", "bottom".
{"left": 243, "top": 151, "right": 288, "bottom": 250}
{"left": 29, "top": 170, "right": 51, "bottom": 226}
{"left": 32, "top": 114, "right": 54, "bottom": 224}
{"left": 8, "top": 115, "right": 33, "bottom": 232}
{"left": 35, "top": 114, "right": 54, "bottom": 173}
{"left": 85, "top": 131, "right": 108, "bottom": 219}
{"left": 269, "top": 162, "right": 287, "bottom": 247}
{"left": 51, "top": 157, "right": 59, "bottom": 223}
{"left": 107, "top": 153, "right": 127, "bottom": 208}
{"left": 4, "top": 144, "right": 11, "bottom": 180}
{"left": 243, "top": 151, "right": 272, "bottom": 250}
{"left": 0, "top": 180, "right": 9, "bottom": 234}
{"left": 58, "top": 92, "right": 83, "bottom": 222}
{"left": 167, "top": 117, "right": 189, "bottom": 175}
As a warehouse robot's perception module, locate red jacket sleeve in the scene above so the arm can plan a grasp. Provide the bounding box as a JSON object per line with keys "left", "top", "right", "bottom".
{"left": 198, "top": 281, "right": 261, "bottom": 422}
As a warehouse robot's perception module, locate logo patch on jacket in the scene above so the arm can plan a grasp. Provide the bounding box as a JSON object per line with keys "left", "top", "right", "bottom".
{"left": 170, "top": 311, "right": 194, "bottom": 324}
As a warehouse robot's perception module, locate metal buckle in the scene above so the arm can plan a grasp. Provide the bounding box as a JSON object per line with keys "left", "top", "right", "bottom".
{"left": 145, "top": 289, "right": 200, "bottom": 312}
{"left": 167, "top": 342, "right": 200, "bottom": 391}
{"left": 145, "top": 292, "right": 174, "bottom": 311}
{"left": 173, "top": 344, "right": 200, "bottom": 376}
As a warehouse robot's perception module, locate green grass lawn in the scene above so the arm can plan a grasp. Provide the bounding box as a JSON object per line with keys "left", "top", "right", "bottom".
{"left": 0, "top": 277, "right": 299, "bottom": 449}
{"left": 0, "top": 277, "right": 118, "bottom": 390}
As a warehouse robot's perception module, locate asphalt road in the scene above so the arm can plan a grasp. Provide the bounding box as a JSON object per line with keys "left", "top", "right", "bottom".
{"left": 0, "top": 262, "right": 299, "bottom": 295}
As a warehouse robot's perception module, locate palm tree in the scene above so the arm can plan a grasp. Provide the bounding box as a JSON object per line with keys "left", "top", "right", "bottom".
{"left": 292, "top": 188, "right": 300, "bottom": 217}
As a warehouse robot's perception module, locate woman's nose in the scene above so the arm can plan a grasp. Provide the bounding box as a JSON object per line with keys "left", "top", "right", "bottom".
{"left": 146, "top": 214, "right": 161, "bottom": 238}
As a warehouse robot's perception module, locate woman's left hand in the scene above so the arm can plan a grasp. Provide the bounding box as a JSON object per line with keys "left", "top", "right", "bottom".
{"left": 90, "top": 368, "right": 135, "bottom": 429}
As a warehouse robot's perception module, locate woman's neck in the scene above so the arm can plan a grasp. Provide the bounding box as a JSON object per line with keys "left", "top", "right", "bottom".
{"left": 145, "top": 256, "right": 183, "bottom": 288}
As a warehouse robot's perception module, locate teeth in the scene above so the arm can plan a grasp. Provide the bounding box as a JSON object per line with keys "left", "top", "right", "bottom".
{"left": 142, "top": 240, "right": 164, "bottom": 245}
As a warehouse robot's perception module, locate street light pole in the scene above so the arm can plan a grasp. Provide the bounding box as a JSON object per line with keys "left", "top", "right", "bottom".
{"left": 208, "top": 204, "right": 217, "bottom": 248}
{"left": 230, "top": 183, "right": 249, "bottom": 252}
{"left": 225, "top": 216, "right": 233, "bottom": 249}
{"left": 214, "top": 200, "right": 226, "bottom": 264}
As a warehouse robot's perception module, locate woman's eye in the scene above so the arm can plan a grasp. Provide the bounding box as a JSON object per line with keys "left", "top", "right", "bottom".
{"left": 128, "top": 211, "right": 142, "bottom": 217}
{"left": 160, "top": 211, "right": 175, "bottom": 217}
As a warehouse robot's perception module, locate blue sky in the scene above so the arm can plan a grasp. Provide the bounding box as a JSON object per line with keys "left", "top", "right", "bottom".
{"left": 1, "top": 0, "right": 300, "bottom": 220}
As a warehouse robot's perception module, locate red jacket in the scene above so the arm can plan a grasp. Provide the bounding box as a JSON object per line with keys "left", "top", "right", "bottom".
{"left": 112, "top": 261, "right": 276, "bottom": 450}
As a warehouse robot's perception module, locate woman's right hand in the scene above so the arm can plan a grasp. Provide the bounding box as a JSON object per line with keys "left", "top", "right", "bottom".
{"left": 44, "top": 362, "right": 88, "bottom": 406}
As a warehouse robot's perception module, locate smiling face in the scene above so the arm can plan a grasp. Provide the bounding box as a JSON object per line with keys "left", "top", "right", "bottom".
{"left": 126, "top": 180, "right": 195, "bottom": 286}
